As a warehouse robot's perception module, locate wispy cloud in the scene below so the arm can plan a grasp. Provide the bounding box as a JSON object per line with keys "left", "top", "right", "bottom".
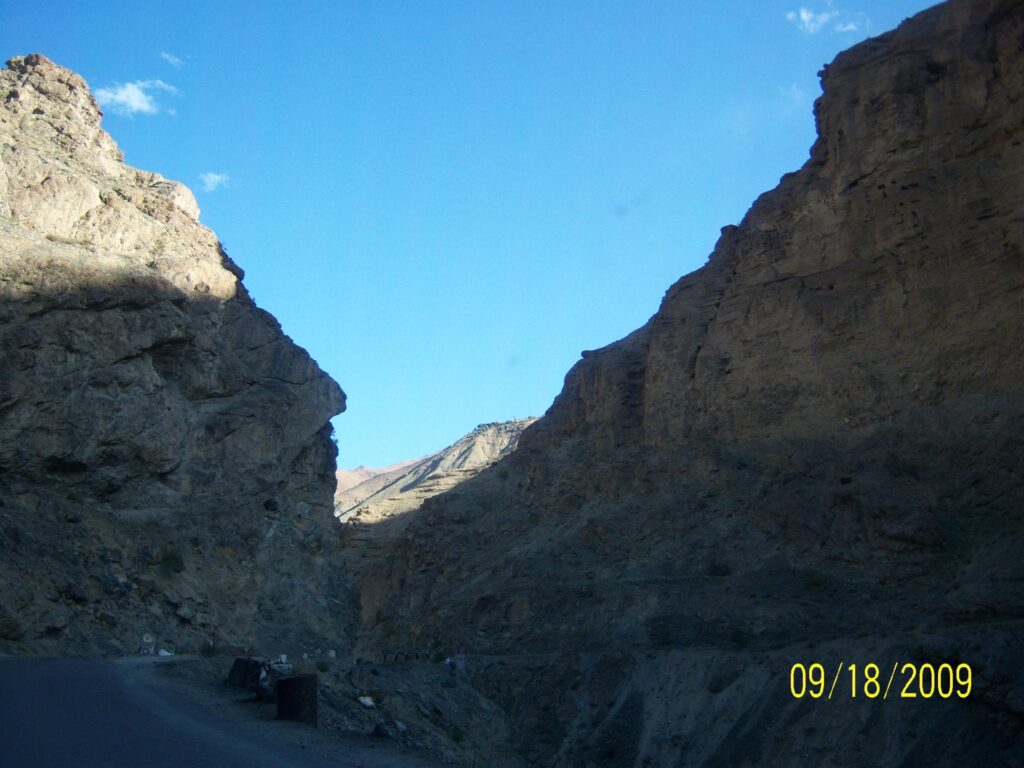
{"left": 95, "top": 79, "right": 177, "bottom": 116}
{"left": 786, "top": 7, "right": 840, "bottom": 34}
{"left": 199, "top": 172, "right": 230, "bottom": 192}
{"left": 835, "top": 14, "right": 871, "bottom": 33}
{"left": 159, "top": 51, "right": 183, "bottom": 68}
{"left": 787, "top": 5, "right": 871, "bottom": 36}
{"left": 719, "top": 82, "right": 813, "bottom": 140}
{"left": 777, "top": 83, "right": 806, "bottom": 104}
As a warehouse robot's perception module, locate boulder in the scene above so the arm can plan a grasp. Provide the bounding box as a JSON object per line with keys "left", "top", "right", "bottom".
{"left": 226, "top": 657, "right": 264, "bottom": 690}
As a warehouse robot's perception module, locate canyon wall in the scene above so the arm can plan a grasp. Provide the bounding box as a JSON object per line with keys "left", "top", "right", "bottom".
{"left": 0, "top": 54, "right": 348, "bottom": 657}
{"left": 358, "top": 1, "right": 1024, "bottom": 764}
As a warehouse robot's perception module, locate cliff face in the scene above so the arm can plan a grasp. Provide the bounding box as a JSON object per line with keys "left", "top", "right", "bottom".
{"left": 337, "top": 419, "right": 536, "bottom": 522}
{"left": 0, "top": 54, "right": 347, "bottom": 656}
{"left": 529, "top": 0, "right": 1023, "bottom": 454}
{"left": 336, "top": 419, "right": 534, "bottom": 661}
{"left": 361, "top": 2, "right": 1024, "bottom": 765}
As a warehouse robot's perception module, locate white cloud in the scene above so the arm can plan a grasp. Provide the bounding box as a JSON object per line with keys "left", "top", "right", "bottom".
{"left": 786, "top": 7, "right": 840, "bottom": 33}
{"left": 94, "top": 79, "right": 177, "bottom": 116}
{"left": 199, "top": 172, "right": 230, "bottom": 192}
{"left": 160, "top": 51, "right": 183, "bottom": 68}
{"left": 836, "top": 15, "right": 871, "bottom": 33}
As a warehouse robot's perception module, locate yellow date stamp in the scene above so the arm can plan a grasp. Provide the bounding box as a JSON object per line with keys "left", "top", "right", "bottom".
{"left": 789, "top": 662, "right": 972, "bottom": 700}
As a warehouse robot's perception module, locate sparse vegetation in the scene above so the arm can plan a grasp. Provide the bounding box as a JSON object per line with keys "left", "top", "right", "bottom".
{"left": 159, "top": 549, "right": 185, "bottom": 575}
{"left": 149, "top": 235, "right": 167, "bottom": 256}
{"left": 804, "top": 569, "right": 827, "bottom": 591}
{"left": 729, "top": 626, "right": 752, "bottom": 648}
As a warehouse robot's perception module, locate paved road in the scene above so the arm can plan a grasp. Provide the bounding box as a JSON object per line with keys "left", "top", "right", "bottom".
{"left": 0, "top": 657, "right": 433, "bottom": 768}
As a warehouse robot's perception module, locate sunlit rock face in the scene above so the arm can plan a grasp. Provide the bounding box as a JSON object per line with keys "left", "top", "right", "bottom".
{"left": 336, "top": 419, "right": 536, "bottom": 523}
{"left": 358, "top": 2, "right": 1024, "bottom": 765}
{"left": 0, "top": 54, "right": 348, "bottom": 656}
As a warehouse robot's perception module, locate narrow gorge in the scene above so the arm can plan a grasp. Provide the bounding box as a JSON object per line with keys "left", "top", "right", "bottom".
{"left": 356, "top": 0, "right": 1024, "bottom": 763}
{"left": 1, "top": 0, "right": 1022, "bottom": 765}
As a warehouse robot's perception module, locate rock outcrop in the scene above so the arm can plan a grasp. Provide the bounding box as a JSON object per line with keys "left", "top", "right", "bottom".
{"left": 337, "top": 419, "right": 534, "bottom": 663}
{"left": 357, "top": 2, "right": 1024, "bottom": 765}
{"left": 336, "top": 460, "right": 429, "bottom": 515}
{"left": 336, "top": 419, "right": 536, "bottom": 524}
{"left": 0, "top": 54, "right": 346, "bottom": 657}
{"left": 336, "top": 461, "right": 421, "bottom": 502}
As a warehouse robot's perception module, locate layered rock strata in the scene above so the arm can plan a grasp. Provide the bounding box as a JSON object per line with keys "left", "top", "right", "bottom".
{"left": 0, "top": 54, "right": 347, "bottom": 656}
{"left": 337, "top": 419, "right": 536, "bottom": 524}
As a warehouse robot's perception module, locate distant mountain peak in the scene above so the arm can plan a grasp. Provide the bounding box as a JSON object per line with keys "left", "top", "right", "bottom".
{"left": 334, "top": 418, "right": 536, "bottom": 523}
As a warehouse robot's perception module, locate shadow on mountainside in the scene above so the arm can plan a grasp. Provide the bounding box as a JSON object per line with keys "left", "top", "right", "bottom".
{"left": 341, "top": 409, "right": 1024, "bottom": 765}
{"left": 0, "top": 267, "right": 352, "bottom": 660}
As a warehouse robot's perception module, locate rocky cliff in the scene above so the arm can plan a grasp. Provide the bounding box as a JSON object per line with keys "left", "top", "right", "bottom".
{"left": 337, "top": 419, "right": 534, "bottom": 665}
{"left": 336, "top": 461, "right": 421, "bottom": 502}
{"left": 0, "top": 54, "right": 347, "bottom": 657}
{"left": 357, "top": 2, "right": 1024, "bottom": 765}
{"left": 337, "top": 419, "right": 536, "bottom": 523}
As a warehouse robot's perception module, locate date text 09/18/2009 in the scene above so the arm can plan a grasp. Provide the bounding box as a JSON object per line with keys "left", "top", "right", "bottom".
{"left": 789, "top": 662, "right": 972, "bottom": 700}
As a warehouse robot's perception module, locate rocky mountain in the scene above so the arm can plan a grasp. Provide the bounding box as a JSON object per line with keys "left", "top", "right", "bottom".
{"left": 350, "top": 1, "right": 1024, "bottom": 765}
{"left": 335, "top": 458, "right": 428, "bottom": 513}
{"left": 337, "top": 419, "right": 535, "bottom": 669}
{"left": 336, "top": 419, "right": 536, "bottom": 524}
{"left": 4, "top": 2, "right": 1024, "bottom": 763}
{"left": 336, "top": 462, "right": 415, "bottom": 498}
{"left": 0, "top": 54, "right": 346, "bottom": 657}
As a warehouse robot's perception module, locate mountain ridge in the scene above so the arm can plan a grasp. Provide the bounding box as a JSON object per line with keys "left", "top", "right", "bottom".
{"left": 336, "top": 418, "right": 536, "bottom": 524}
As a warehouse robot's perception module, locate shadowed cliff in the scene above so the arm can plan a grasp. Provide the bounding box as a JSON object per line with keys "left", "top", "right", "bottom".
{"left": 0, "top": 54, "right": 349, "bottom": 656}
{"left": 351, "top": 2, "right": 1024, "bottom": 765}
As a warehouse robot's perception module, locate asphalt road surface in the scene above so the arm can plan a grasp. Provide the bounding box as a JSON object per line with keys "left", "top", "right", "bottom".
{"left": 0, "top": 657, "right": 437, "bottom": 768}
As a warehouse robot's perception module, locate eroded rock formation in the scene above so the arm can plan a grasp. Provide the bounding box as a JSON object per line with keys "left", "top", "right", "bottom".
{"left": 336, "top": 419, "right": 534, "bottom": 668}
{"left": 336, "top": 419, "right": 536, "bottom": 523}
{"left": 0, "top": 54, "right": 347, "bottom": 656}
{"left": 356, "top": 2, "right": 1024, "bottom": 764}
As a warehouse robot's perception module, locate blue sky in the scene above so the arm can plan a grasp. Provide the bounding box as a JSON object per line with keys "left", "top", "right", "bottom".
{"left": 2, "top": 1, "right": 937, "bottom": 467}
